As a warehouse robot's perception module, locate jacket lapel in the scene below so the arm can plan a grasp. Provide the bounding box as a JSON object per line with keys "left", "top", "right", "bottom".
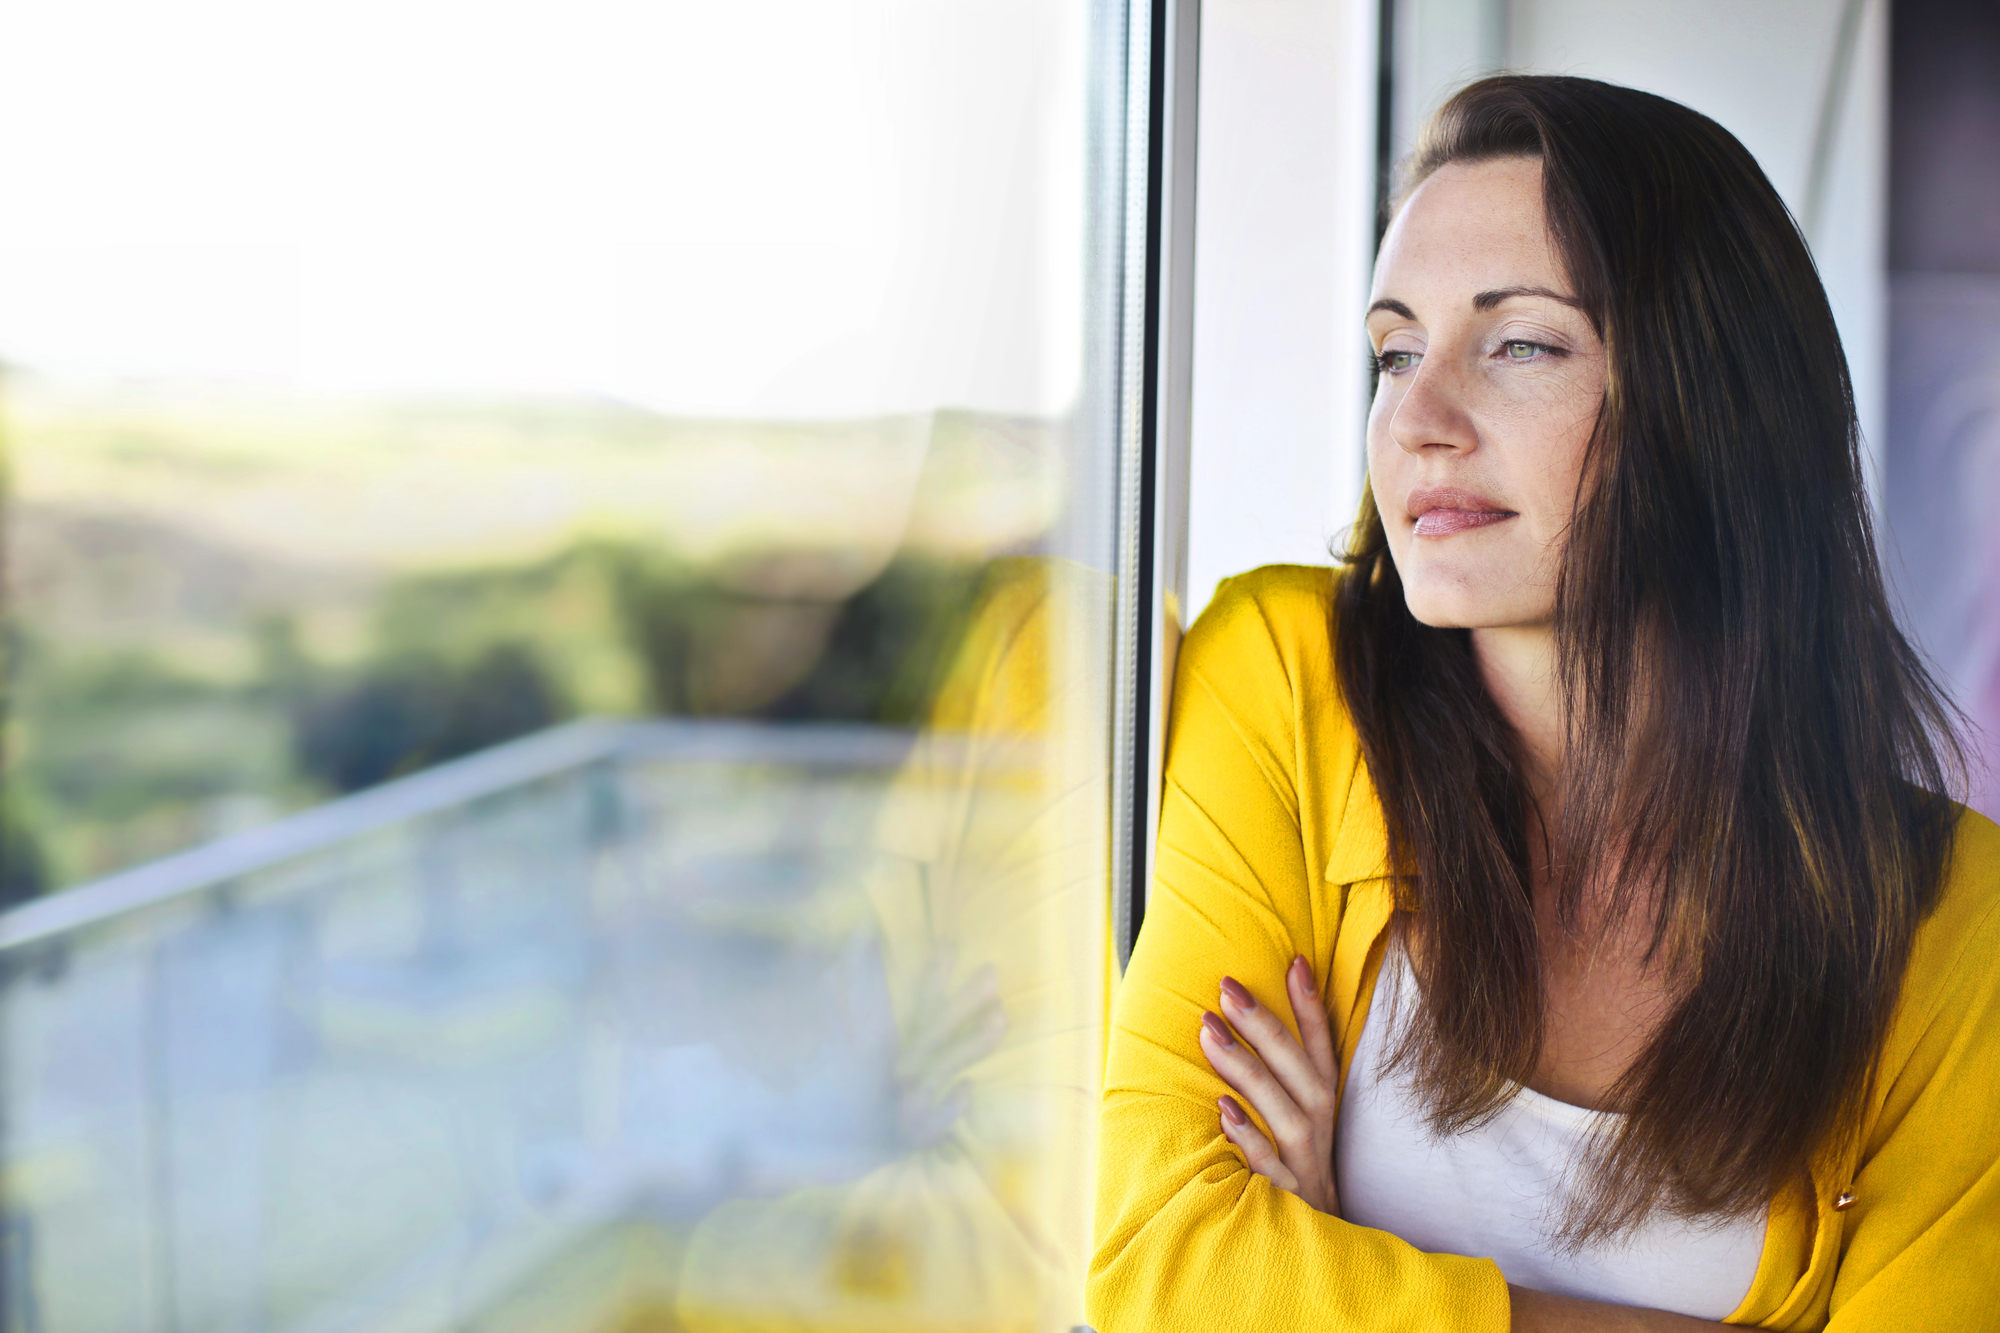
{"left": 1325, "top": 751, "right": 1396, "bottom": 1078}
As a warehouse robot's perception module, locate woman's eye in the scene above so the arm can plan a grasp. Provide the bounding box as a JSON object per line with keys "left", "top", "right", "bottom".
{"left": 1502, "top": 340, "right": 1545, "bottom": 361}
{"left": 1376, "top": 350, "right": 1421, "bottom": 374}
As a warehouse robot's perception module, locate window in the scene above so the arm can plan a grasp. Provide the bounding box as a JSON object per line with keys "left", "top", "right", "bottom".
{"left": 0, "top": 2, "right": 1178, "bottom": 1327}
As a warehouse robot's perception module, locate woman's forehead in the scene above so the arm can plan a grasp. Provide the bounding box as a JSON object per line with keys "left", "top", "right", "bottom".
{"left": 1373, "top": 158, "right": 1564, "bottom": 307}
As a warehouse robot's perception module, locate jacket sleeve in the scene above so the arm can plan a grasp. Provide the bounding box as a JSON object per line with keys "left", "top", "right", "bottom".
{"left": 1085, "top": 572, "right": 1510, "bottom": 1332}
{"left": 1821, "top": 829, "right": 2000, "bottom": 1331}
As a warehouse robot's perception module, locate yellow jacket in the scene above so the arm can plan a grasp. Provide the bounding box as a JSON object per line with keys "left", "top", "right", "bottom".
{"left": 1089, "top": 564, "right": 2000, "bottom": 1330}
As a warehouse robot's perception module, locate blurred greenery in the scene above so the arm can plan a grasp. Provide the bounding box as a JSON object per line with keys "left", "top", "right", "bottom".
{"left": 1, "top": 531, "right": 985, "bottom": 894}
{"left": 0, "top": 382, "right": 1052, "bottom": 897}
{"left": 293, "top": 643, "right": 562, "bottom": 794}
{"left": 767, "top": 558, "right": 988, "bottom": 724}
{"left": 0, "top": 797, "right": 45, "bottom": 909}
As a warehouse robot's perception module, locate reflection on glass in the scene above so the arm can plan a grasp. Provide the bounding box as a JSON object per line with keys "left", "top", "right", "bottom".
{"left": 0, "top": 1, "right": 1126, "bottom": 1328}
{"left": 674, "top": 559, "right": 1109, "bottom": 1329}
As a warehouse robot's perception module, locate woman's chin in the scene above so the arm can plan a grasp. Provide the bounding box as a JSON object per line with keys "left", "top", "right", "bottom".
{"left": 1399, "top": 581, "right": 1551, "bottom": 632}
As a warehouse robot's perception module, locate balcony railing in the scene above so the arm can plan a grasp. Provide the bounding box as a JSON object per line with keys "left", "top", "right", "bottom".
{"left": 0, "top": 718, "right": 916, "bottom": 1333}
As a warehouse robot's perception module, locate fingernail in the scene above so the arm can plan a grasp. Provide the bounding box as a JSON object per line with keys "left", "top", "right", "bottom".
{"left": 1219, "top": 1095, "right": 1247, "bottom": 1127}
{"left": 1219, "top": 976, "right": 1254, "bottom": 1012}
{"left": 1292, "top": 955, "right": 1316, "bottom": 995}
{"left": 1201, "top": 1011, "right": 1236, "bottom": 1047}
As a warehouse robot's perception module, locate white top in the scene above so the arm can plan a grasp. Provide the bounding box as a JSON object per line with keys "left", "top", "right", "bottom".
{"left": 1334, "top": 944, "right": 1767, "bottom": 1320}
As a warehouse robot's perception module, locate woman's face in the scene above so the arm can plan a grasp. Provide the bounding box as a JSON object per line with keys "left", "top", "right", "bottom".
{"left": 1366, "top": 156, "right": 1606, "bottom": 631}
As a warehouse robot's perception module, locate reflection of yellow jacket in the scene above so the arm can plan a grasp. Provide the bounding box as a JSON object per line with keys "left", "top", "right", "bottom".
{"left": 1090, "top": 565, "right": 2000, "bottom": 1331}
{"left": 679, "top": 557, "right": 1110, "bottom": 1332}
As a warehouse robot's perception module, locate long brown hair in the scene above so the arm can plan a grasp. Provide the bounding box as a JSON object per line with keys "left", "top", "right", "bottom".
{"left": 1335, "top": 75, "right": 1964, "bottom": 1240}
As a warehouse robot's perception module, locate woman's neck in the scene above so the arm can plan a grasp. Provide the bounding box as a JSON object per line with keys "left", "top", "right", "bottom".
{"left": 1475, "top": 622, "right": 1681, "bottom": 1111}
{"left": 1471, "top": 623, "right": 1564, "bottom": 815}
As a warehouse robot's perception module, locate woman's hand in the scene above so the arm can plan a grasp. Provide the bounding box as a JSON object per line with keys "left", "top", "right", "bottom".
{"left": 1197, "top": 954, "right": 1341, "bottom": 1215}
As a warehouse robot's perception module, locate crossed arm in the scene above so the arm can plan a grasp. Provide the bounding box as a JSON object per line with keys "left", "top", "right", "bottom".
{"left": 1092, "top": 572, "right": 1751, "bottom": 1331}
{"left": 1198, "top": 957, "right": 1730, "bottom": 1333}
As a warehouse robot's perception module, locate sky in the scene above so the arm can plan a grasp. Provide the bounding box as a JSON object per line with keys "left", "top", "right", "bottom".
{"left": 0, "top": 0, "right": 1088, "bottom": 419}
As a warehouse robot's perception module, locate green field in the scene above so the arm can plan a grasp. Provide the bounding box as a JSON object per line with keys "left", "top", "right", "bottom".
{"left": 1, "top": 375, "right": 1060, "bottom": 895}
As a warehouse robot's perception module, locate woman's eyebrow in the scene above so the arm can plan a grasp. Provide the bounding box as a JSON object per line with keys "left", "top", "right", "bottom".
{"left": 1473, "top": 285, "right": 1581, "bottom": 311}
{"left": 1367, "top": 298, "right": 1416, "bottom": 318}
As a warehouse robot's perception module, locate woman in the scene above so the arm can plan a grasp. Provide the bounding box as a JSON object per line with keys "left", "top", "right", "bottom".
{"left": 1089, "top": 76, "right": 2000, "bottom": 1331}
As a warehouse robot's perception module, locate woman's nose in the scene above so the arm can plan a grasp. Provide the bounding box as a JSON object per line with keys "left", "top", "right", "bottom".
{"left": 1386, "top": 361, "right": 1478, "bottom": 457}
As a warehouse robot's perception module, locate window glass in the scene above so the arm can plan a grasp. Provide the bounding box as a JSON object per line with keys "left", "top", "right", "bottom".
{"left": 0, "top": 2, "right": 1132, "bottom": 1327}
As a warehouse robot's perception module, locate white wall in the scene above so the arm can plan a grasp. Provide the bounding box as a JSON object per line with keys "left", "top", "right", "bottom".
{"left": 1389, "top": 0, "right": 1504, "bottom": 163}
{"left": 1183, "top": 0, "right": 1379, "bottom": 620}
{"left": 1508, "top": 0, "right": 1888, "bottom": 491}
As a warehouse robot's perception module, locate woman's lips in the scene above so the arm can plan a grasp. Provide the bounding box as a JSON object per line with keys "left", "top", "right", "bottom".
{"left": 1413, "top": 508, "right": 1515, "bottom": 536}
{"left": 1406, "top": 487, "right": 1517, "bottom": 537}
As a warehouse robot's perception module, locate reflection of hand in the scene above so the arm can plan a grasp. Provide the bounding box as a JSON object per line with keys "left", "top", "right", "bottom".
{"left": 1198, "top": 955, "right": 1341, "bottom": 1216}
{"left": 894, "top": 946, "right": 1007, "bottom": 1149}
